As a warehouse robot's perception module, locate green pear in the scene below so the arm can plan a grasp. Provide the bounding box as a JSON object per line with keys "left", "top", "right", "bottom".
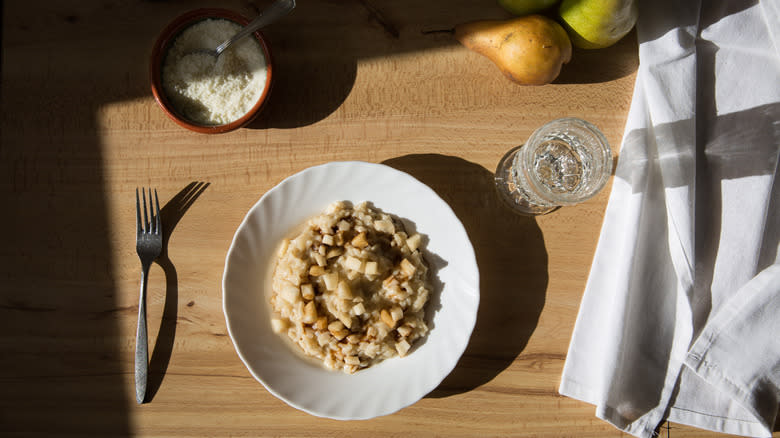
{"left": 559, "top": 0, "right": 637, "bottom": 49}
{"left": 498, "top": 0, "right": 560, "bottom": 16}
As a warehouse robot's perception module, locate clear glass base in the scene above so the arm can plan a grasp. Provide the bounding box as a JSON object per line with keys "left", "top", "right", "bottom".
{"left": 494, "top": 145, "right": 558, "bottom": 216}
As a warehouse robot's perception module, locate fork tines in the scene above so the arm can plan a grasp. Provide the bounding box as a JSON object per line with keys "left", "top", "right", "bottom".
{"left": 136, "top": 187, "right": 161, "bottom": 234}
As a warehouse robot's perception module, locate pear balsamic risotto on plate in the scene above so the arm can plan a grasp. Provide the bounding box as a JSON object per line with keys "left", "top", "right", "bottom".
{"left": 162, "top": 19, "right": 267, "bottom": 125}
{"left": 270, "top": 201, "right": 432, "bottom": 374}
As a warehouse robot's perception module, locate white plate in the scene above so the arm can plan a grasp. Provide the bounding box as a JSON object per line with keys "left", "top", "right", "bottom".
{"left": 222, "top": 161, "right": 479, "bottom": 420}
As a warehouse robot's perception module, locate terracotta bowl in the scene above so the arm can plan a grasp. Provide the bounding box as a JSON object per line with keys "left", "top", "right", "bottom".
{"left": 150, "top": 8, "right": 273, "bottom": 134}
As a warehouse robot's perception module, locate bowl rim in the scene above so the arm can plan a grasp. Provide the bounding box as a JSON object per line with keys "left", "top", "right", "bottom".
{"left": 149, "top": 8, "right": 274, "bottom": 134}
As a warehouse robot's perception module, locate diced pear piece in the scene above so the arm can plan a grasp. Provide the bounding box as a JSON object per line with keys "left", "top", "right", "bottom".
{"left": 352, "top": 302, "right": 366, "bottom": 316}
{"left": 351, "top": 231, "right": 369, "bottom": 249}
{"left": 337, "top": 280, "right": 353, "bottom": 299}
{"left": 302, "top": 301, "right": 318, "bottom": 324}
{"left": 400, "top": 258, "right": 416, "bottom": 278}
{"left": 337, "top": 220, "right": 351, "bottom": 231}
{"left": 270, "top": 318, "right": 288, "bottom": 333}
{"left": 364, "top": 261, "right": 378, "bottom": 276}
{"left": 314, "top": 316, "right": 328, "bottom": 330}
{"left": 323, "top": 272, "right": 339, "bottom": 290}
{"left": 380, "top": 309, "right": 396, "bottom": 329}
{"left": 406, "top": 233, "right": 422, "bottom": 252}
{"left": 300, "top": 283, "right": 315, "bottom": 301}
{"left": 390, "top": 306, "right": 404, "bottom": 323}
{"left": 344, "top": 256, "right": 363, "bottom": 272}
{"left": 309, "top": 265, "right": 326, "bottom": 276}
{"left": 374, "top": 219, "right": 394, "bottom": 234}
{"left": 397, "top": 324, "right": 413, "bottom": 337}
{"left": 396, "top": 339, "right": 411, "bottom": 356}
{"left": 279, "top": 283, "right": 300, "bottom": 304}
{"left": 328, "top": 321, "right": 349, "bottom": 340}
{"left": 326, "top": 247, "right": 344, "bottom": 259}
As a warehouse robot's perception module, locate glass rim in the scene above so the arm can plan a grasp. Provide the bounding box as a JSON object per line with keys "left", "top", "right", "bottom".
{"left": 519, "top": 117, "right": 612, "bottom": 205}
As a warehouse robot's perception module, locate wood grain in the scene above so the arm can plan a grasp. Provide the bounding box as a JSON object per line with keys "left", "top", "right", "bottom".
{"left": 1, "top": 1, "right": 773, "bottom": 437}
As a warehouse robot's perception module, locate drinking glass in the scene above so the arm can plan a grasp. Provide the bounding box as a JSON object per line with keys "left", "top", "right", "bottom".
{"left": 495, "top": 117, "right": 612, "bottom": 215}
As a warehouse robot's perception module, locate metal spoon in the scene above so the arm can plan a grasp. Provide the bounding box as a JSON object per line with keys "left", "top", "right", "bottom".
{"left": 199, "top": 0, "right": 295, "bottom": 58}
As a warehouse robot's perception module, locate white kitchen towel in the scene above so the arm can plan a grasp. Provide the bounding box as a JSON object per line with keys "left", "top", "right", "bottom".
{"left": 558, "top": 0, "right": 780, "bottom": 437}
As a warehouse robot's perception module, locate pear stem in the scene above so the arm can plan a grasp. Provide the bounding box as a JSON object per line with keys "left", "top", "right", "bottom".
{"left": 421, "top": 28, "right": 455, "bottom": 35}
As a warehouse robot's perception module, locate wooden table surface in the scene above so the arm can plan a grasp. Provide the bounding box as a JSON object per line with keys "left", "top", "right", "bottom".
{"left": 3, "top": 1, "right": 773, "bottom": 437}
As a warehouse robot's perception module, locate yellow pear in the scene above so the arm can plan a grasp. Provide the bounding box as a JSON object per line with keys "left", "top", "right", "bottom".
{"left": 559, "top": 0, "right": 637, "bottom": 49}
{"left": 455, "top": 15, "right": 572, "bottom": 85}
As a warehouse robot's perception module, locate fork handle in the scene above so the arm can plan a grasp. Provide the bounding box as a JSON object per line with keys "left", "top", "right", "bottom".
{"left": 135, "top": 264, "right": 150, "bottom": 404}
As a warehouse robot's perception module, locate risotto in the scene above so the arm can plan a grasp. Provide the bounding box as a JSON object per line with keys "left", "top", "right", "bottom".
{"left": 269, "top": 201, "right": 431, "bottom": 374}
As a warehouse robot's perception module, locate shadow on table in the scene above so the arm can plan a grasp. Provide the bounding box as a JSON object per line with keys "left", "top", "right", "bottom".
{"left": 146, "top": 182, "right": 210, "bottom": 402}
{"left": 246, "top": 0, "right": 639, "bottom": 129}
{"left": 0, "top": 0, "right": 635, "bottom": 434}
{"left": 382, "top": 154, "right": 548, "bottom": 397}
{"left": 554, "top": 28, "right": 638, "bottom": 85}
{"left": 247, "top": 0, "right": 504, "bottom": 130}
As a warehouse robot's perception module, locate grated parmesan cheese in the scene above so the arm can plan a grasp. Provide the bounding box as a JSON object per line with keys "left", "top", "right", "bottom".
{"left": 162, "top": 19, "right": 268, "bottom": 125}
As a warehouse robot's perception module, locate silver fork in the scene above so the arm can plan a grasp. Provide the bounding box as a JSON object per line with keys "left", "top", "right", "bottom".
{"left": 135, "top": 187, "right": 162, "bottom": 404}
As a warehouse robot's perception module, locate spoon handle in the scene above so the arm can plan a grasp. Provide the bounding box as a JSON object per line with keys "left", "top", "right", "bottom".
{"left": 215, "top": 0, "right": 296, "bottom": 56}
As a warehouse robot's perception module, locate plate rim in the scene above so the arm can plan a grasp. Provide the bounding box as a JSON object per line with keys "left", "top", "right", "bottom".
{"left": 221, "top": 160, "right": 480, "bottom": 419}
